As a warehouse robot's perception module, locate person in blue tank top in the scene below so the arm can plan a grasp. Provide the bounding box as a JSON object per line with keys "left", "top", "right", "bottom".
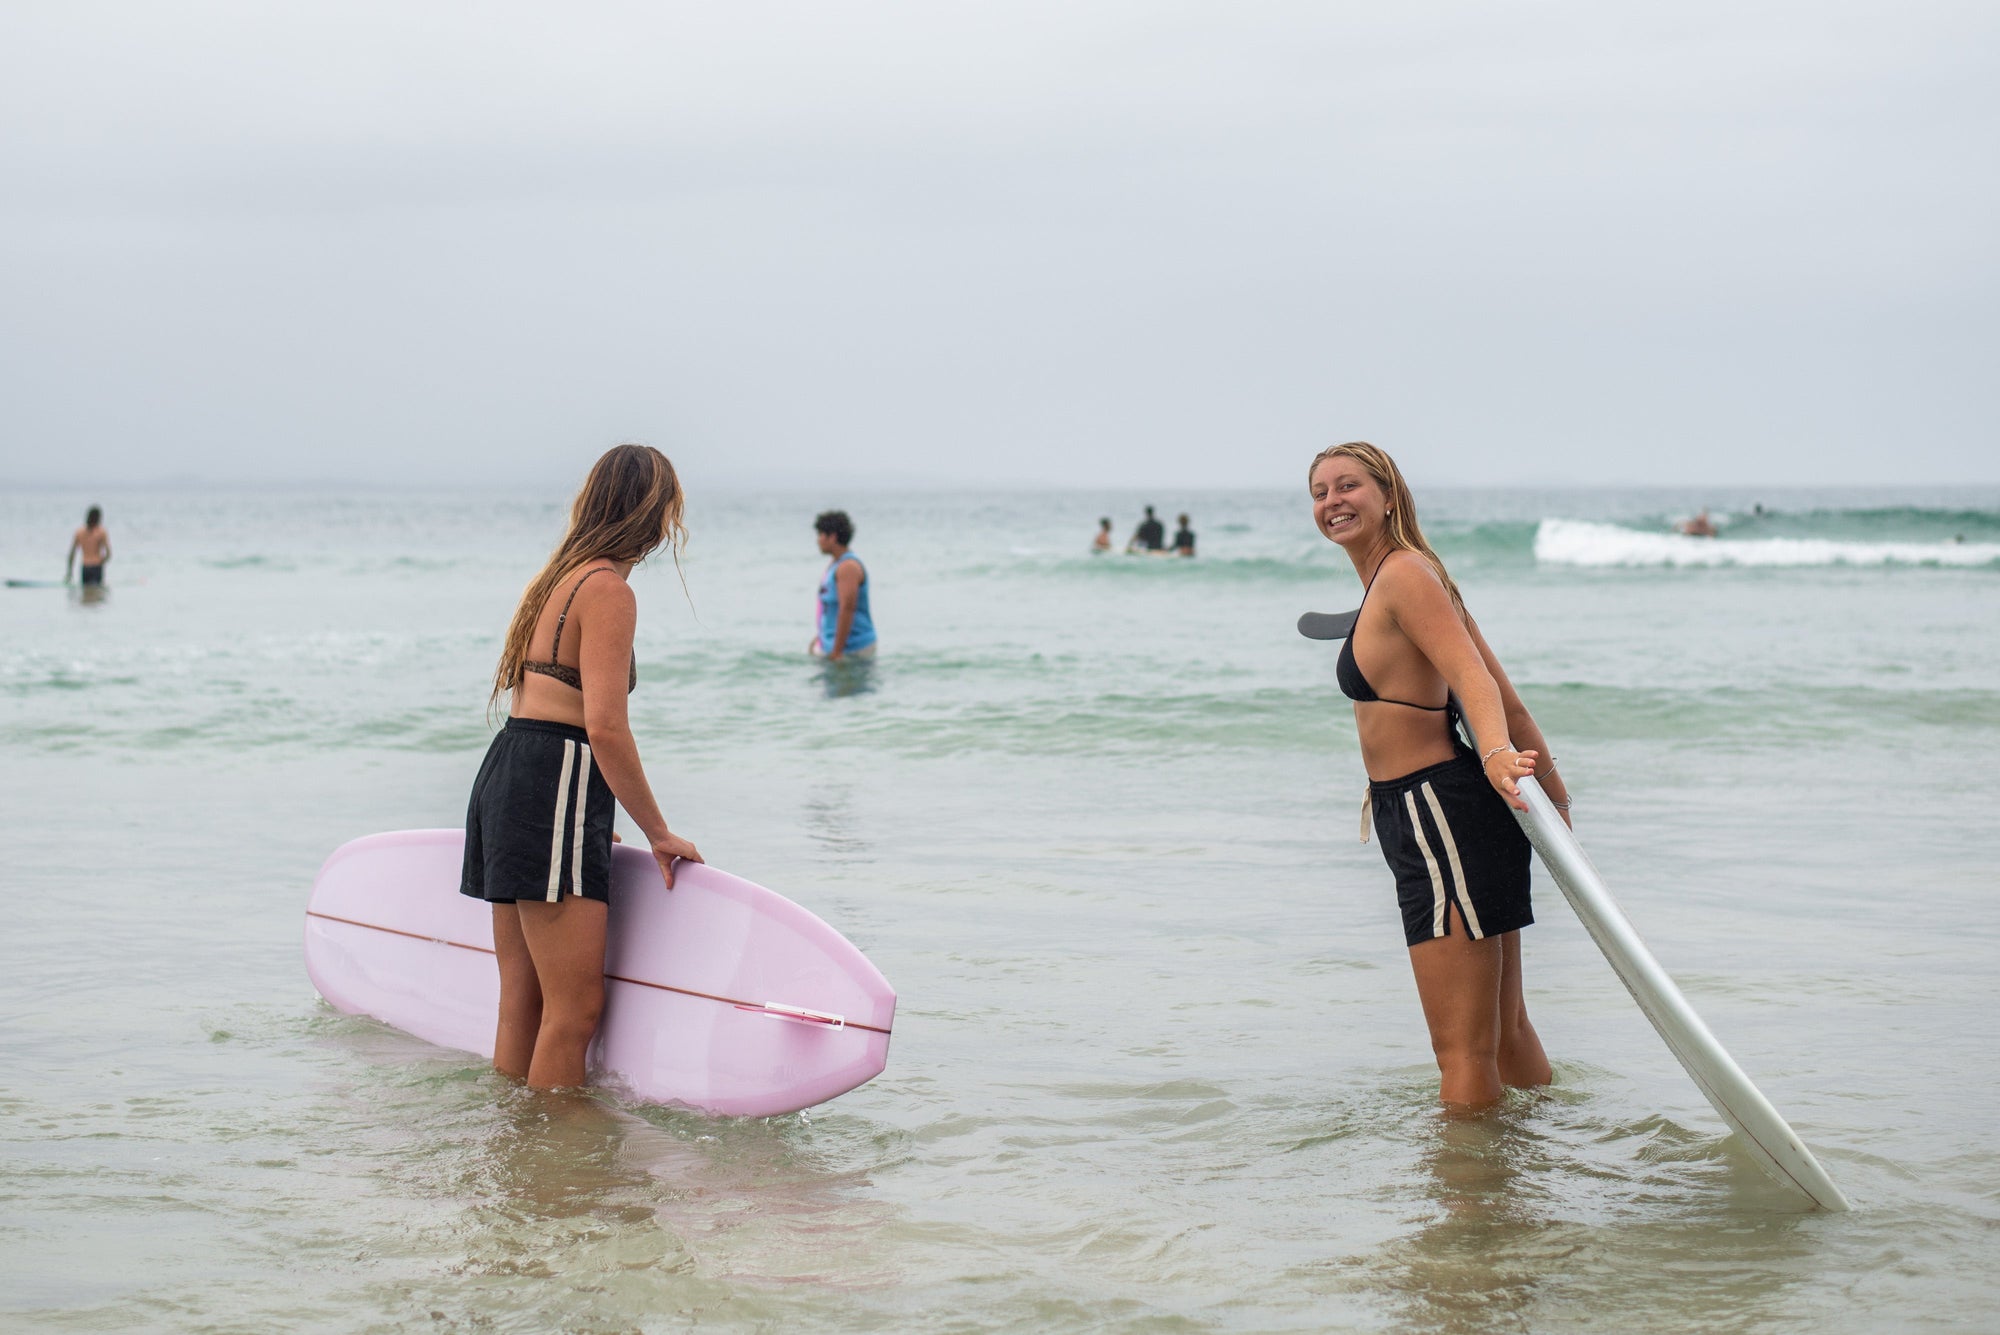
{"left": 812, "top": 510, "right": 876, "bottom": 660}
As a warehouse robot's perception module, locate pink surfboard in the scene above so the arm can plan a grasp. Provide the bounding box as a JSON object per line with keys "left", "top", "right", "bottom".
{"left": 304, "top": 829, "right": 896, "bottom": 1117}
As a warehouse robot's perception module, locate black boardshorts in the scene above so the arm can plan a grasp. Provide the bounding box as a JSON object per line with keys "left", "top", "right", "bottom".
{"left": 1370, "top": 750, "right": 1533, "bottom": 948}
{"left": 461, "top": 718, "right": 616, "bottom": 905}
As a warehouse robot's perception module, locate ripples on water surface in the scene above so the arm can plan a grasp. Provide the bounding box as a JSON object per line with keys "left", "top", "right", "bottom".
{"left": 3, "top": 485, "right": 1998, "bottom": 1331}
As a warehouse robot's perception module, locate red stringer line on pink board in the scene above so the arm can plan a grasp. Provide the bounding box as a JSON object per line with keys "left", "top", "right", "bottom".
{"left": 306, "top": 909, "right": 893, "bottom": 1035}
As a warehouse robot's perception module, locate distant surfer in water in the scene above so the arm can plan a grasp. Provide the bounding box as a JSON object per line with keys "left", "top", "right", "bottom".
{"left": 1172, "top": 513, "right": 1196, "bottom": 558}
{"left": 1127, "top": 505, "right": 1166, "bottom": 553}
{"left": 1679, "top": 509, "right": 1717, "bottom": 537}
{"left": 1093, "top": 517, "right": 1113, "bottom": 553}
{"left": 461, "top": 444, "right": 704, "bottom": 1090}
{"left": 812, "top": 510, "right": 876, "bottom": 661}
{"left": 66, "top": 506, "right": 111, "bottom": 587}
{"left": 1308, "top": 442, "right": 1571, "bottom": 1108}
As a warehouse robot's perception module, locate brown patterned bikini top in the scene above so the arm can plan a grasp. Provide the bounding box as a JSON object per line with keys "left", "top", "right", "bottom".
{"left": 520, "top": 567, "right": 637, "bottom": 694}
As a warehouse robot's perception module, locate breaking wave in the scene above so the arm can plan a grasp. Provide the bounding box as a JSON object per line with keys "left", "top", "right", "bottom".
{"left": 1533, "top": 519, "right": 2000, "bottom": 569}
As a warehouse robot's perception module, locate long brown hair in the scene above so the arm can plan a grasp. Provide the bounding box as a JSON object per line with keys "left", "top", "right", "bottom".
{"left": 490, "top": 444, "right": 687, "bottom": 705}
{"left": 1307, "top": 441, "right": 1467, "bottom": 620}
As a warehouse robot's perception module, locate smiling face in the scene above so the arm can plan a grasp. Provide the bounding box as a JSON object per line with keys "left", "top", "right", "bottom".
{"left": 1309, "top": 454, "right": 1389, "bottom": 549}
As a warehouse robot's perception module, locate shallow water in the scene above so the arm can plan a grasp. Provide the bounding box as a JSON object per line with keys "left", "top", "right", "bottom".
{"left": 3, "top": 485, "right": 1998, "bottom": 1331}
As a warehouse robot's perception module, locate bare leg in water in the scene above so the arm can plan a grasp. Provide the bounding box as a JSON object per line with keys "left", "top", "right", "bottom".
{"left": 1407, "top": 928, "right": 1550, "bottom": 1107}
{"left": 491, "top": 903, "right": 541, "bottom": 1080}
{"left": 491, "top": 896, "right": 607, "bottom": 1088}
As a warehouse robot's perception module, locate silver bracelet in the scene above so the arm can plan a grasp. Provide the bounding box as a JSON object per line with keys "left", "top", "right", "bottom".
{"left": 1551, "top": 797, "right": 1571, "bottom": 811}
{"left": 1480, "top": 744, "right": 1512, "bottom": 766}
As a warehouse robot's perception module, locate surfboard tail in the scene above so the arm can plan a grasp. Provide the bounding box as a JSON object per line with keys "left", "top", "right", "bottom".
{"left": 1513, "top": 778, "right": 1850, "bottom": 1212}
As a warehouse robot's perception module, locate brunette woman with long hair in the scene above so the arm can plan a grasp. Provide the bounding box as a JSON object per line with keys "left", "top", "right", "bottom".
{"left": 1308, "top": 442, "right": 1571, "bottom": 1108}
{"left": 460, "top": 444, "right": 703, "bottom": 1089}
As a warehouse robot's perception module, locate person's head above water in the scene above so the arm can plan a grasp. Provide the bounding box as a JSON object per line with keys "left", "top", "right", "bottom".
{"left": 1177, "top": 513, "right": 1190, "bottom": 526}
{"left": 492, "top": 444, "right": 686, "bottom": 702}
{"left": 1099, "top": 517, "right": 1111, "bottom": 530}
{"left": 1307, "top": 440, "right": 1465, "bottom": 617}
{"left": 815, "top": 510, "right": 855, "bottom": 548}
{"left": 85, "top": 505, "right": 102, "bottom": 527}
{"left": 1144, "top": 505, "right": 1156, "bottom": 518}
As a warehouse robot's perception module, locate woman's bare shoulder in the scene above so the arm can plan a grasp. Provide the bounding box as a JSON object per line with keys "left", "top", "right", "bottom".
{"left": 1374, "top": 550, "right": 1458, "bottom": 628}
{"left": 572, "top": 568, "right": 636, "bottom": 611}
{"left": 1375, "top": 549, "right": 1445, "bottom": 592}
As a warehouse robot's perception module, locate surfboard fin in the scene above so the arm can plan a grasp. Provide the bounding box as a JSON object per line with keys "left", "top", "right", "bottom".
{"left": 735, "top": 1002, "right": 847, "bottom": 1030}
{"left": 1297, "top": 609, "right": 1359, "bottom": 640}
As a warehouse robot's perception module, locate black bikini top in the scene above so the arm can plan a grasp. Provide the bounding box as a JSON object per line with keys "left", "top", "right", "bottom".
{"left": 521, "top": 567, "right": 637, "bottom": 694}
{"left": 1336, "top": 555, "right": 1449, "bottom": 713}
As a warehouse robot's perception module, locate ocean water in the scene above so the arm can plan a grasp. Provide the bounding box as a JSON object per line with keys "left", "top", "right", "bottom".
{"left": 3, "top": 484, "right": 1998, "bottom": 1333}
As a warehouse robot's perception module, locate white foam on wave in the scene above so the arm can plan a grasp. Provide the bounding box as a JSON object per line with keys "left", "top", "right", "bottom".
{"left": 1534, "top": 519, "right": 2000, "bottom": 568}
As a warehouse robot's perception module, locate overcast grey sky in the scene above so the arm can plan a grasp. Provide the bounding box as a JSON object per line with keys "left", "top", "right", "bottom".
{"left": 1, "top": 1, "right": 1993, "bottom": 490}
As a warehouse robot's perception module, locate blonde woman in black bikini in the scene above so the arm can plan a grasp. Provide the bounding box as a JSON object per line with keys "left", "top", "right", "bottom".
{"left": 1309, "top": 442, "right": 1571, "bottom": 1108}
{"left": 461, "top": 445, "right": 703, "bottom": 1090}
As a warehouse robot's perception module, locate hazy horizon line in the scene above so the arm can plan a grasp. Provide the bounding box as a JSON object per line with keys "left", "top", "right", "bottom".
{"left": 7, "top": 474, "right": 2000, "bottom": 496}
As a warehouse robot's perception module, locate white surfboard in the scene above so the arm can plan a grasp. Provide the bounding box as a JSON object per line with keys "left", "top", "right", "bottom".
{"left": 1511, "top": 775, "right": 1849, "bottom": 1210}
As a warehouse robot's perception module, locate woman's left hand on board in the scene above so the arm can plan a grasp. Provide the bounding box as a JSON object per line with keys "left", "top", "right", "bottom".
{"left": 1483, "top": 747, "right": 1537, "bottom": 811}
{"left": 652, "top": 832, "right": 704, "bottom": 888}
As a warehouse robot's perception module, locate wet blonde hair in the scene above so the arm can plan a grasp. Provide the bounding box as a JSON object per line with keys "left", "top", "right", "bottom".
{"left": 1307, "top": 440, "right": 1467, "bottom": 620}
{"left": 491, "top": 444, "right": 687, "bottom": 705}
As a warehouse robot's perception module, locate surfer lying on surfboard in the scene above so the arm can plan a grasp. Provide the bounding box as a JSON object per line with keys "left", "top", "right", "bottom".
{"left": 461, "top": 444, "right": 704, "bottom": 1091}
{"left": 1307, "top": 442, "right": 1574, "bottom": 1109}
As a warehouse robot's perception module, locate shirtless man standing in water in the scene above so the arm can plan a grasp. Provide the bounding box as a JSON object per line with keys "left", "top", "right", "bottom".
{"left": 66, "top": 507, "right": 112, "bottom": 586}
